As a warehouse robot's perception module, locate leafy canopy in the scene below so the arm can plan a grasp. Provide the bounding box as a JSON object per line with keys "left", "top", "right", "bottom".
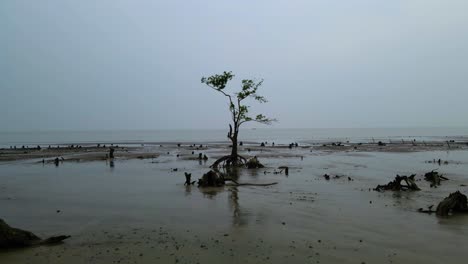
{"left": 201, "top": 71, "right": 276, "bottom": 129}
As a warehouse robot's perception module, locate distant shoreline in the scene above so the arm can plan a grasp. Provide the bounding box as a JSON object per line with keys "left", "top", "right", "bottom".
{"left": 2, "top": 140, "right": 467, "bottom": 163}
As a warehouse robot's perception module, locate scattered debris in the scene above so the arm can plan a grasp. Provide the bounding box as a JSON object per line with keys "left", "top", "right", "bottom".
{"left": 322, "top": 174, "right": 351, "bottom": 181}
{"left": 418, "top": 205, "right": 435, "bottom": 214}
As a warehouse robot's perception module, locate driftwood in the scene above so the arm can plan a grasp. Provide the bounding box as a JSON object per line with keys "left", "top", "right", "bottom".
{"left": 424, "top": 170, "right": 449, "bottom": 188}
{"left": 418, "top": 205, "right": 436, "bottom": 214}
{"left": 436, "top": 191, "right": 468, "bottom": 216}
{"left": 374, "top": 174, "right": 420, "bottom": 192}
{"left": 0, "top": 219, "right": 70, "bottom": 248}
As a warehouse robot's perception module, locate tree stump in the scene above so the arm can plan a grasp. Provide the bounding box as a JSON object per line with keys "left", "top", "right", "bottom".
{"left": 424, "top": 170, "right": 448, "bottom": 188}
{"left": 184, "top": 172, "right": 193, "bottom": 185}
{"left": 198, "top": 170, "right": 225, "bottom": 187}
{"left": 436, "top": 191, "right": 468, "bottom": 216}
{"left": 245, "top": 156, "right": 264, "bottom": 169}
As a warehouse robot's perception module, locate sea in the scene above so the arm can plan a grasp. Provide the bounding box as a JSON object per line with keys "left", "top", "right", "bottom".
{"left": 1, "top": 127, "right": 468, "bottom": 148}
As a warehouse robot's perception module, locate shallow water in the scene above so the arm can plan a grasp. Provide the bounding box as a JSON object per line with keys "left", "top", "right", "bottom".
{"left": 1, "top": 147, "right": 468, "bottom": 263}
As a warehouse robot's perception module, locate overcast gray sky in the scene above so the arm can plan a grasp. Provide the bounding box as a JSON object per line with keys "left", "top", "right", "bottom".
{"left": 1, "top": 0, "right": 467, "bottom": 131}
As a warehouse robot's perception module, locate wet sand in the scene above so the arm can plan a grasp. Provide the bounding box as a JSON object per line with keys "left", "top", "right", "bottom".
{"left": 1, "top": 142, "right": 468, "bottom": 263}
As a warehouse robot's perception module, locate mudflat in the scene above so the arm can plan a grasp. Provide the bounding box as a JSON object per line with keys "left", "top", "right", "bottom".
{"left": 1, "top": 141, "right": 468, "bottom": 263}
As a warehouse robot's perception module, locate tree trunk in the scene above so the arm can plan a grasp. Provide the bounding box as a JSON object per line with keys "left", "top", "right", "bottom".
{"left": 230, "top": 134, "right": 238, "bottom": 165}
{"left": 231, "top": 136, "right": 238, "bottom": 157}
{"left": 210, "top": 127, "right": 246, "bottom": 168}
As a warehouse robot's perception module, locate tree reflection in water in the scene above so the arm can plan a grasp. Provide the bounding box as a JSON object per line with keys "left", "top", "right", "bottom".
{"left": 195, "top": 167, "right": 249, "bottom": 226}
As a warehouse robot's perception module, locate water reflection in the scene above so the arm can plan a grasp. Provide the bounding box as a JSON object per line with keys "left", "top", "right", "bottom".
{"left": 228, "top": 186, "right": 248, "bottom": 226}
{"left": 222, "top": 168, "right": 248, "bottom": 226}
{"left": 184, "top": 185, "right": 192, "bottom": 196}
{"left": 200, "top": 188, "right": 220, "bottom": 199}
{"left": 196, "top": 167, "right": 249, "bottom": 226}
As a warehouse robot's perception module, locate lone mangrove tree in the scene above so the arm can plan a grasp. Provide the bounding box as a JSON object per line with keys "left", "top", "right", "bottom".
{"left": 201, "top": 71, "right": 276, "bottom": 168}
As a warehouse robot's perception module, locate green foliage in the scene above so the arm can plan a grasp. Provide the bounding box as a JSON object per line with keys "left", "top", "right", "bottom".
{"left": 200, "top": 71, "right": 234, "bottom": 91}
{"left": 201, "top": 71, "right": 276, "bottom": 139}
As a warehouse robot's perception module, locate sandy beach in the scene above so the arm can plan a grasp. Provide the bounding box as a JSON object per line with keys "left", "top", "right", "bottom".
{"left": 1, "top": 140, "right": 468, "bottom": 263}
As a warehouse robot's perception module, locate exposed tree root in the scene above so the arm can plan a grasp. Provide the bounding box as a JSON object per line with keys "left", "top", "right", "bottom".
{"left": 424, "top": 170, "right": 449, "bottom": 188}
{"left": 210, "top": 154, "right": 247, "bottom": 168}
{"left": 374, "top": 174, "right": 420, "bottom": 192}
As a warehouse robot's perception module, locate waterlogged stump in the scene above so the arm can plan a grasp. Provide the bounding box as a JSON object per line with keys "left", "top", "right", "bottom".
{"left": 245, "top": 156, "right": 264, "bottom": 169}
{"left": 0, "top": 219, "right": 70, "bottom": 248}
{"left": 374, "top": 174, "right": 420, "bottom": 192}
{"left": 197, "top": 170, "right": 225, "bottom": 187}
{"left": 424, "top": 170, "right": 449, "bottom": 188}
{"left": 436, "top": 191, "right": 468, "bottom": 216}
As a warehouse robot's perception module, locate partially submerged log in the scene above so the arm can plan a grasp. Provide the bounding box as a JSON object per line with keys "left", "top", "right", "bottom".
{"left": 418, "top": 205, "right": 436, "bottom": 214}
{"left": 436, "top": 191, "right": 468, "bottom": 216}
{"left": 424, "top": 170, "right": 449, "bottom": 188}
{"left": 0, "top": 219, "right": 70, "bottom": 248}
{"left": 374, "top": 174, "right": 420, "bottom": 192}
